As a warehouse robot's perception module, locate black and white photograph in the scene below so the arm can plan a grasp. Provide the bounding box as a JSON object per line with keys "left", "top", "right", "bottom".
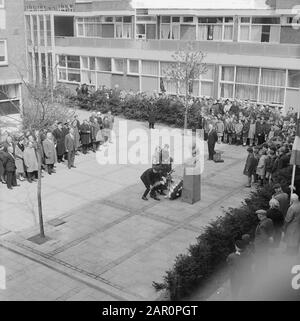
{"left": 1, "top": 0, "right": 300, "bottom": 306}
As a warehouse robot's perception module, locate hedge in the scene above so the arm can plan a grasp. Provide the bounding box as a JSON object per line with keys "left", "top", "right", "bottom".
{"left": 152, "top": 184, "right": 275, "bottom": 300}
{"left": 72, "top": 89, "right": 205, "bottom": 129}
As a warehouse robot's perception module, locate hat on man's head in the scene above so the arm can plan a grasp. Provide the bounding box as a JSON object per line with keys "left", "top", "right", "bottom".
{"left": 255, "top": 209, "right": 267, "bottom": 216}
{"left": 247, "top": 147, "right": 253, "bottom": 153}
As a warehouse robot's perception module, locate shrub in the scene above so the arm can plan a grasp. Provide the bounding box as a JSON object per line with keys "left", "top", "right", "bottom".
{"left": 152, "top": 184, "right": 274, "bottom": 300}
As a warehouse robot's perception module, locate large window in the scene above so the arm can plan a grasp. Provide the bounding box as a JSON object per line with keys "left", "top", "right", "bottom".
{"left": 0, "top": 84, "right": 20, "bottom": 115}
{"left": 76, "top": 16, "right": 133, "bottom": 39}
{"left": 160, "top": 16, "right": 180, "bottom": 40}
{"left": 239, "top": 17, "right": 281, "bottom": 43}
{"left": 198, "top": 17, "right": 234, "bottom": 41}
{"left": 0, "top": 40, "right": 7, "bottom": 65}
{"left": 58, "top": 55, "right": 80, "bottom": 83}
{"left": 219, "top": 65, "right": 296, "bottom": 105}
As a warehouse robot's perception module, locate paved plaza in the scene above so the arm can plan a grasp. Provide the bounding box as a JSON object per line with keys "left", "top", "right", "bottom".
{"left": 0, "top": 113, "right": 252, "bottom": 301}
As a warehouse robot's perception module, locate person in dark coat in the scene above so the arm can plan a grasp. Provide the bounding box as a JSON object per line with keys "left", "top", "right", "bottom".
{"left": 255, "top": 117, "right": 265, "bottom": 145}
{"left": 244, "top": 147, "right": 258, "bottom": 187}
{"left": 140, "top": 167, "right": 161, "bottom": 201}
{"left": 2, "top": 146, "right": 19, "bottom": 189}
{"left": 266, "top": 198, "right": 284, "bottom": 248}
{"left": 80, "top": 120, "right": 91, "bottom": 154}
{"left": 207, "top": 123, "right": 218, "bottom": 161}
{"left": 43, "top": 132, "right": 57, "bottom": 175}
{"left": 62, "top": 122, "right": 70, "bottom": 161}
{"left": 0, "top": 143, "right": 7, "bottom": 184}
{"left": 65, "top": 128, "right": 76, "bottom": 169}
{"left": 148, "top": 107, "right": 156, "bottom": 129}
{"left": 52, "top": 122, "right": 66, "bottom": 163}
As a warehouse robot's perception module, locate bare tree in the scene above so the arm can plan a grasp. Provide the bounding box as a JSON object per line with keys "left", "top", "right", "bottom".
{"left": 163, "top": 43, "right": 208, "bottom": 130}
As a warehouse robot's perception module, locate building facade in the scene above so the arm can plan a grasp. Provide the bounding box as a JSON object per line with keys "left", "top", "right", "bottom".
{"left": 0, "top": 0, "right": 26, "bottom": 115}
{"left": 24, "top": 0, "right": 300, "bottom": 111}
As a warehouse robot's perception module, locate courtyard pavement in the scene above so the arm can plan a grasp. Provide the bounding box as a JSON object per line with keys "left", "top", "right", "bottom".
{"left": 0, "top": 112, "right": 252, "bottom": 301}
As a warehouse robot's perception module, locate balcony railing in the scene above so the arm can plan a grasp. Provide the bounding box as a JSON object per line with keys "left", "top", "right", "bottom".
{"left": 55, "top": 36, "right": 300, "bottom": 59}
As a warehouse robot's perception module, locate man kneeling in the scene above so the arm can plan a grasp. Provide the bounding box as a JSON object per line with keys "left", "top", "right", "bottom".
{"left": 140, "top": 166, "right": 162, "bottom": 201}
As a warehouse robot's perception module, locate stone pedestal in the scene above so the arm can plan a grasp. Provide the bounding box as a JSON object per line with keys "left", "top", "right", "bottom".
{"left": 182, "top": 169, "right": 201, "bottom": 204}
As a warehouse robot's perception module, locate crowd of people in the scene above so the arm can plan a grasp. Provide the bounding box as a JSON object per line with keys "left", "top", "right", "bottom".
{"left": 0, "top": 111, "right": 114, "bottom": 190}
{"left": 227, "top": 183, "right": 300, "bottom": 299}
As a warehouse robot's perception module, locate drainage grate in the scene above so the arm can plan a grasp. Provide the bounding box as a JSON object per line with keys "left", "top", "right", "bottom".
{"left": 47, "top": 218, "right": 66, "bottom": 227}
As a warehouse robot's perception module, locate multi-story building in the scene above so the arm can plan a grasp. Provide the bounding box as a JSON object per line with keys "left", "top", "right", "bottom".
{"left": 0, "top": 0, "right": 26, "bottom": 116}
{"left": 24, "top": 0, "right": 300, "bottom": 111}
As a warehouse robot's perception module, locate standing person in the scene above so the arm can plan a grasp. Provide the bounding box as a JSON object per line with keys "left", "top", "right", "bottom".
{"left": 89, "top": 118, "right": 99, "bottom": 152}
{"left": 265, "top": 149, "right": 276, "bottom": 184}
{"left": 140, "top": 166, "right": 161, "bottom": 201}
{"left": 102, "top": 116, "right": 110, "bottom": 145}
{"left": 65, "top": 128, "right": 76, "bottom": 169}
{"left": 148, "top": 106, "right": 156, "bottom": 129}
{"left": 52, "top": 122, "right": 65, "bottom": 163}
{"left": 42, "top": 132, "right": 57, "bottom": 175}
{"left": 243, "top": 147, "right": 258, "bottom": 188}
{"left": 283, "top": 193, "right": 300, "bottom": 256}
{"left": 79, "top": 120, "right": 91, "bottom": 154}
{"left": 96, "top": 111, "right": 103, "bottom": 128}
{"left": 71, "top": 119, "right": 80, "bottom": 154}
{"left": 235, "top": 119, "right": 243, "bottom": 146}
{"left": 14, "top": 135, "right": 25, "bottom": 181}
{"left": 255, "top": 117, "right": 265, "bottom": 145}
{"left": 226, "top": 239, "right": 251, "bottom": 300}
{"left": 107, "top": 111, "right": 114, "bottom": 143}
{"left": 0, "top": 143, "right": 6, "bottom": 184}
{"left": 256, "top": 149, "right": 267, "bottom": 186}
{"left": 62, "top": 122, "right": 70, "bottom": 161}
{"left": 242, "top": 118, "right": 250, "bottom": 146}
{"left": 23, "top": 141, "right": 39, "bottom": 183}
{"left": 272, "top": 183, "right": 289, "bottom": 218}
{"left": 266, "top": 198, "right": 284, "bottom": 248}
{"left": 248, "top": 119, "right": 256, "bottom": 147}
{"left": 216, "top": 117, "right": 224, "bottom": 144}
{"left": 2, "top": 146, "right": 19, "bottom": 190}
{"left": 207, "top": 123, "right": 218, "bottom": 161}
{"left": 254, "top": 209, "right": 274, "bottom": 272}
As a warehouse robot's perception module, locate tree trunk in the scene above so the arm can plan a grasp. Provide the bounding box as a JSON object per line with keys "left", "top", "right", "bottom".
{"left": 184, "top": 82, "right": 189, "bottom": 130}
{"left": 36, "top": 148, "right": 45, "bottom": 238}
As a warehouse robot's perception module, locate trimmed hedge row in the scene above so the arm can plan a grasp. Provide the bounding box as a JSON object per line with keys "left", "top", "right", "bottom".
{"left": 152, "top": 184, "right": 275, "bottom": 300}
{"left": 73, "top": 90, "right": 203, "bottom": 129}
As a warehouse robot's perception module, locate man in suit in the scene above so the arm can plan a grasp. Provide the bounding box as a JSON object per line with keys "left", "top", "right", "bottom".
{"left": 65, "top": 128, "right": 76, "bottom": 169}
{"left": 207, "top": 123, "right": 218, "bottom": 161}
{"left": 140, "top": 166, "right": 161, "bottom": 201}
{"left": 43, "top": 132, "right": 57, "bottom": 175}
{"left": 52, "top": 122, "right": 66, "bottom": 163}
{"left": 2, "top": 146, "right": 19, "bottom": 189}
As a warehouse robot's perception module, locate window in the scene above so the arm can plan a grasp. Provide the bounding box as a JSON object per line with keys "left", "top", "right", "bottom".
{"left": 128, "top": 60, "right": 139, "bottom": 74}
{"left": 220, "top": 65, "right": 288, "bottom": 105}
{"left": 97, "top": 57, "right": 111, "bottom": 72}
{"left": 183, "top": 17, "right": 194, "bottom": 23}
{"left": 113, "top": 58, "right": 124, "bottom": 73}
{"left": 288, "top": 70, "right": 300, "bottom": 88}
{"left": 0, "top": 40, "right": 7, "bottom": 65}
{"left": 115, "top": 16, "right": 133, "bottom": 39}
{"left": 238, "top": 17, "right": 281, "bottom": 43}
{"left": 198, "top": 17, "right": 233, "bottom": 41}
{"left": 200, "top": 65, "right": 214, "bottom": 97}
{"left": 142, "top": 60, "right": 158, "bottom": 76}
{"left": 57, "top": 55, "right": 81, "bottom": 83}
{"left": 160, "top": 15, "right": 180, "bottom": 40}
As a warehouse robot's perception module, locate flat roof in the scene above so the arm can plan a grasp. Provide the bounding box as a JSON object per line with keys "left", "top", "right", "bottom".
{"left": 131, "top": 0, "right": 272, "bottom": 10}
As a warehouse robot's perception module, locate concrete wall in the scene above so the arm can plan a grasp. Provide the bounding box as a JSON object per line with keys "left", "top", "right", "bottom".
{"left": 0, "top": 0, "right": 27, "bottom": 84}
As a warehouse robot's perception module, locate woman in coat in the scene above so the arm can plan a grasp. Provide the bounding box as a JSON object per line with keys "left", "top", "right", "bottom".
{"left": 248, "top": 119, "right": 256, "bottom": 146}
{"left": 256, "top": 149, "right": 267, "bottom": 185}
{"left": 24, "top": 141, "right": 39, "bottom": 182}
{"left": 284, "top": 194, "right": 300, "bottom": 255}
{"left": 14, "top": 136, "right": 25, "bottom": 181}
{"left": 71, "top": 119, "right": 80, "bottom": 152}
{"left": 79, "top": 120, "right": 91, "bottom": 154}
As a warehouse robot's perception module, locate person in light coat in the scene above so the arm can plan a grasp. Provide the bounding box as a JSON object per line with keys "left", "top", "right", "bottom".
{"left": 14, "top": 135, "right": 25, "bottom": 181}
{"left": 24, "top": 141, "right": 38, "bottom": 182}
{"left": 42, "top": 132, "right": 57, "bottom": 175}
{"left": 284, "top": 193, "right": 300, "bottom": 255}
